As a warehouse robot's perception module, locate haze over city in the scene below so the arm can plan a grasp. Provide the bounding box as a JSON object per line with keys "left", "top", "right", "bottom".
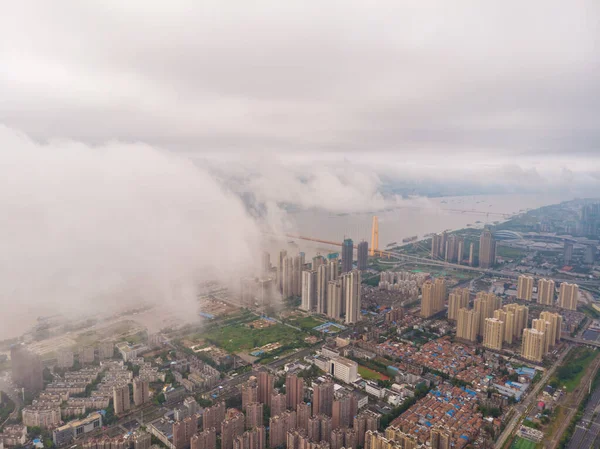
{"left": 0, "top": 3, "right": 599, "bottom": 449}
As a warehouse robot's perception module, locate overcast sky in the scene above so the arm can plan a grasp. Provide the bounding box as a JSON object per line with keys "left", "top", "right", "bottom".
{"left": 1, "top": 0, "right": 598, "bottom": 158}
{"left": 1, "top": 1, "right": 599, "bottom": 335}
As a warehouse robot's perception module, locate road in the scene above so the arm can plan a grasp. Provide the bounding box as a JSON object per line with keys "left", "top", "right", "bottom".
{"left": 0, "top": 374, "right": 23, "bottom": 425}
{"left": 494, "top": 346, "right": 572, "bottom": 449}
{"left": 566, "top": 376, "right": 600, "bottom": 449}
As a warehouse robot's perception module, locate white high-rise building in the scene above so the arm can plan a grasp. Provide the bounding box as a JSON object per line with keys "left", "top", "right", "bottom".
{"left": 343, "top": 270, "right": 361, "bottom": 324}
{"left": 316, "top": 264, "right": 330, "bottom": 314}
{"left": 301, "top": 270, "right": 317, "bottom": 311}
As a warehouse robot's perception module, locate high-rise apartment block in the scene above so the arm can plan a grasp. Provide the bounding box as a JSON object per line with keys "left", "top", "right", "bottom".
{"left": 204, "top": 402, "right": 226, "bottom": 432}
{"left": 296, "top": 402, "right": 311, "bottom": 433}
{"left": 563, "top": 242, "right": 574, "bottom": 265}
{"left": 537, "top": 279, "right": 555, "bottom": 305}
{"left": 343, "top": 270, "right": 361, "bottom": 324}
{"left": 242, "top": 379, "right": 258, "bottom": 411}
{"left": 447, "top": 288, "right": 469, "bottom": 321}
{"left": 332, "top": 394, "right": 357, "bottom": 430}
{"left": 113, "top": 385, "right": 131, "bottom": 415}
{"left": 285, "top": 375, "right": 304, "bottom": 410}
{"left": 483, "top": 318, "right": 504, "bottom": 351}
{"left": 133, "top": 378, "right": 149, "bottom": 406}
{"left": 469, "top": 243, "right": 475, "bottom": 266}
{"left": 134, "top": 432, "right": 152, "bottom": 449}
{"left": 357, "top": 241, "right": 368, "bottom": 271}
{"left": 301, "top": 270, "right": 317, "bottom": 311}
{"left": 517, "top": 275, "right": 534, "bottom": 301}
{"left": 11, "top": 345, "right": 43, "bottom": 393}
{"left": 522, "top": 328, "right": 546, "bottom": 363}
{"left": 493, "top": 308, "right": 515, "bottom": 345}
{"left": 270, "top": 393, "right": 286, "bottom": 418}
{"left": 316, "top": 264, "right": 330, "bottom": 314}
{"left": 420, "top": 278, "right": 446, "bottom": 318}
{"left": 503, "top": 303, "right": 529, "bottom": 340}
{"left": 221, "top": 411, "right": 245, "bottom": 449}
{"left": 278, "top": 250, "right": 287, "bottom": 293}
{"left": 354, "top": 411, "right": 380, "bottom": 447}
{"left": 245, "top": 403, "right": 263, "bottom": 430}
{"left": 307, "top": 415, "right": 331, "bottom": 444}
{"left": 539, "top": 311, "right": 563, "bottom": 346}
{"left": 341, "top": 239, "right": 354, "bottom": 274}
{"left": 558, "top": 282, "right": 579, "bottom": 310}
{"left": 431, "top": 234, "right": 442, "bottom": 259}
{"left": 312, "top": 382, "right": 334, "bottom": 416}
{"left": 456, "top": 308, "right": 479, "bottom": 342}
{"left": 474, "top": 293, "right": 502, "bottom": 336}
{"left": 456, "top": 237, "right": 465, "bottom": 264}
{"left": 191, "top": 428, "right": 217, "bottom": 449}
{"left": 478, "top": 230, "right": 496, "bottom": 268}
{"left": 327, "top": 280, "right": 342, "bottom": 320}
{"left": 233, "top": 427, "right": 266, "bottom": 449}
{"left": 57, "top": 349, "right": 74, "bottom": 369}
{"left": 257, "top": 372, "right": 274, "bottom": 407}
{"left": 268, "top": 411, "right": 296, "bottom": 448}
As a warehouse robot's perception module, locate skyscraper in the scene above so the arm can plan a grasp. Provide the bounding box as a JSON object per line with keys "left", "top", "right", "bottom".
{"left": 445, "top": 234, "right": 458, "bottom": 262}
{"left": 532, "top": 319, "right": 552, "bottom": 354}
{"left": 245, "top": 403, "right": 263, "bottom": 430}
{"left": 221, "top": 411, "right": 245, "bottom": 449}
{"left": 10, "top": 345, "right": 43, "bottom": 393}
{"left": 420, "top": 281, "right": 435, "bottom": 318}
{"left": 257, "top": 372, "right": 274, "bottom": 407}
{"left": 474, "top": 292, "right": 502, "bottom": 336}
{"left": 293, "top": 253, "right": 305, "bottom": 297}
{"left": 316, "top": 264, "right": 330, "bottom": 314}
{"left": 113, "top": 385, "right": 131, "bottom": 415}
{"left": 456, "top": 237, "right": 465, "bottom": 264}
{"left": 329, "top": 259, "right": 339, "bottom": 281}
{"left": 357, "top": 241, "right": 368, "bottom": 271}
{"left": 296, "top": 403, "right": 311, "bottom": 432}
{"left": 285, "top": 375, "right": 304, "bottom": 410}
{"left": 468, "top": 242, "right": 475, "bottom": 266}
{"left": 242, "top": 378, "right": 258, "bottom": 411}
{"left": 133, "top": 378, "right": 149, "bottom": 406}
{"left": 278, "top": 250, "right": 287, "bottom": 294}
{"left": 301, "top": 270, "right": 317, "bottom": 311}
{"left": 341, "top": 239, "right": 354, "bottom": 273}
{"left": 270, "top": 393, "right": 286, "bottom": 418}
{"left": 537, "top": 278, "right": 555, "bottom": 305}
{"left": 558, "top": 282, "right": 579, "bottom": 310}
{"left": 494, "top": 308, "right": 515, "bottom": 345}
{"left": 431, "top": 234, "right": 441, "bottom": 259}
{"left": 478, "top": 230, "right": 496, "bottom": 268}
{"left": 343, "top": 270, "right": 361, "bottom": 324}
{"left": 522, "top": 328, "right": 546, "bottom": 362}
{"left": 282, "top": 255, "right": 293, "bottom": 299}
{"left": 191, "top": 429, "right": 217, "bottom": 449}
{"left": 563, "top": 242, "right": 573, "bottom": 265}
{"left": 261, "top": 252, "right": 271, "bottom": 277}
{"left": 483, "top": 318, "right": 504, "bottom": 350}
{"left": 517, "top": 275, "right": 534, "bottom": 301}
{"left": 312, "top": 382, "right": 334, "bottom": 416}
{"left": 503, "top": 303, "right": 529, "bottom": 340}
{"left": 456, "top": 308, "right": 479, "bottom": 342}
{"left": 447, "top": 288, "right": 469, "bottom": 321}
{"left": 312, "top": 255, "right": 326, "bottom": 271}
{"left": 540, "top": 311, "right": 563, "bottom": 346}
{"left": 204, "top": 402, "right": 226, "bottom": 432}
{"left": 327, "top": 280, "right": 342, "bottom": 320}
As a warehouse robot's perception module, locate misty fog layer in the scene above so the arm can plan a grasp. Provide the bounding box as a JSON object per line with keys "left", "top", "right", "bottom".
{"left": 0, "top": 126, "right": 262, "bottom": 337}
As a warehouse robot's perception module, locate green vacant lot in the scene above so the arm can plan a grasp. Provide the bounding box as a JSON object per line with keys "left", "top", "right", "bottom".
{"left": 511, "top": 436, "right": 538, "bottom": 449}
{"left": 287, "top": 315, "right": 326, "bottom": 331}
{"left": 550, "top": 347, "right": 598, "bottom": 392}
{"left": 203, "top": 322, "right": 306, "bottom": 354}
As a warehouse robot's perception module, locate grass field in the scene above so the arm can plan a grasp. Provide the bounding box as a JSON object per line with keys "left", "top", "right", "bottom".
{"left": 358, "top": 365, "right": 389, "bottom": 381}
{"left": 203, "top": 321, "right": 306, "bottom": 354}
{"left": 287, "top": 315, "right": 326, "bottom": 331}
{"left": 510, "top": 437, "right": 538, "bottom": 449}
{"left": 551, "top": 346, "right": 599, "bottom": 392}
